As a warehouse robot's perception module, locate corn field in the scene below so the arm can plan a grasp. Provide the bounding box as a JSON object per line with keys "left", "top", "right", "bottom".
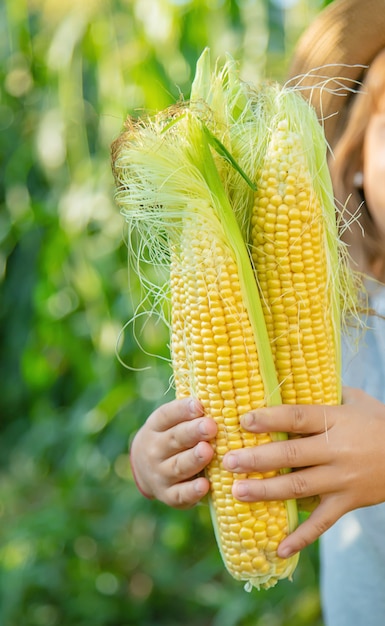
{"left": 0, "top": 1, "right": 331, "bottom": 624}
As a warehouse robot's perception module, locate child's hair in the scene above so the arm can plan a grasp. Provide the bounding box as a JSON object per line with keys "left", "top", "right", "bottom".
{"left": 330, "top": 48, "right": 385, "bottom": 276}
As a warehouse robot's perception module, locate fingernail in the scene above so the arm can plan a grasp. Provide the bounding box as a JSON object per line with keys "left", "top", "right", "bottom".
{"left": 194, "top": 442, "right": 204, "bottom": 461}
{"left": 224, "top": 453, "right": 238, "bottom": 470}
{"left": 189, "top": 398, "right": 202, "bottom": 417}
{"left": 198, "top": 420, "right": 208, "bottom": 436}
{"left": 194, "top": 479, "right": 205, "bottom": 496}
{"left": 278, "top": 545, "right": 296, "bottom": 559}
{"left": 233, "top": 481, "right": 248, "bottom": 498}
{"left": 241, "top": 412, "right": 254, "bottom": 428}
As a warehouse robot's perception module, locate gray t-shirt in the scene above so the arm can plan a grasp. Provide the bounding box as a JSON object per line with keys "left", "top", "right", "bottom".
{"left": 321, "top": 284, "right": 385, "bottom": 625}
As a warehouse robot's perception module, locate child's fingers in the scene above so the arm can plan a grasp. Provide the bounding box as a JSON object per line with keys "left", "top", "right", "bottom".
{"left": 161, "top": 441, "right": 214, "bottom": 485}
{"left": 222, "top": 432, "right": 329, "bottom": 474}
{"left": 231, "top": 465, "right": 326, "bottom": 503}
{"left": 277, "top": 495, "right": 343, "bottom": 558}
{"left": 240, "top": 403, "right": 337, "bottom": 436}
{"left": 164, "top": 475, "right": 211, "bottom": 509}
{"left": 149, "top": 397, "right": 204, "bottom": 431}
{"left": 166, "top": 416, "right": 218, "bottom": 454}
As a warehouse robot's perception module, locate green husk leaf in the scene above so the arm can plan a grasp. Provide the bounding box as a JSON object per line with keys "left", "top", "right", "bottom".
{"left": 202, "top": 124, "right": 257, "bottom": 191}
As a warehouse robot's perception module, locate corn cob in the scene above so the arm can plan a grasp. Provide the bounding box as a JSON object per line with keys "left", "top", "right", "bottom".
{"left": 171, "top": 209, "right": 298, "bottom": 590}
{"left": 249, "top": 108, "right": 341, "bottom": 406}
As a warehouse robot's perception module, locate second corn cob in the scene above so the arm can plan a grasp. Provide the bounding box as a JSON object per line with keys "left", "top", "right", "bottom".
{"left": 171, "top": 215, "right": 297, "bottom": 587}
{"left": 247, "top": 94, "right": 342, "bottom": 407}
{"left": 170, "top": 116, "right": 299, "bottom": 588}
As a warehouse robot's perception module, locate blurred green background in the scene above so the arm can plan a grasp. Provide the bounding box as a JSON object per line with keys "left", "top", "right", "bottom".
{"left": 0, "top": 1, "right": 331, "bottom": 624}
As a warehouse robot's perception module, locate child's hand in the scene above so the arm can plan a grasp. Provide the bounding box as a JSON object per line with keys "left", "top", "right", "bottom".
{"left": 130, "top": 397, "right": 217, "bottom": 508}
{"left": 222, "top": 387, "right": 385, "bottom": 558}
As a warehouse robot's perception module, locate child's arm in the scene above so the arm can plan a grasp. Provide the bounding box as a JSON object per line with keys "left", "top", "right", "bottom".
{"left": 222, "top": 386, "right": 385, "bottom": 557}
{"left": 130, "top": 397, "right": 218, "bottom": 508}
